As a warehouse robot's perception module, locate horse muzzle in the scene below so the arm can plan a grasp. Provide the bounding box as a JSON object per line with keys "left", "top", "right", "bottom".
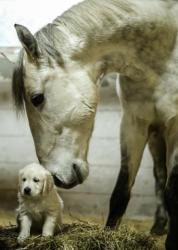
{"left": 52, "top": 161, "right": 89, "bottom": 189}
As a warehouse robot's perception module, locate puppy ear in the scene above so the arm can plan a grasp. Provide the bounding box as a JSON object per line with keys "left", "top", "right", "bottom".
{"left": 42, "top": 173, "right": 54, "bottom": 195}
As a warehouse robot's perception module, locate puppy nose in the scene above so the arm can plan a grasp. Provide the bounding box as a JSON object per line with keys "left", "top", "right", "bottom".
{"left": 24, "top": 187, "right": 31, "bottom": 195}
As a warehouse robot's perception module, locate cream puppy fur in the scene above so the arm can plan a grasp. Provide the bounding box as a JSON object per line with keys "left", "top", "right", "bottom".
{"left": 17, "top": 163, "right": 63, "bottom": 243}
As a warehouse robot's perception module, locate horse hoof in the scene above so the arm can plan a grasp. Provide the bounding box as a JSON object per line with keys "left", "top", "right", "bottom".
{"left": 105, "top": 217, "right": 122, "bottom": 230}
{"left": 150, "top": 224, "right": 167, "bottom": 236}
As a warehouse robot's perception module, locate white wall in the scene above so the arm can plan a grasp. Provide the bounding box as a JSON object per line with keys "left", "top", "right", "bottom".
{"left": 0, "top": 0, "right": 82, "bottom": 46}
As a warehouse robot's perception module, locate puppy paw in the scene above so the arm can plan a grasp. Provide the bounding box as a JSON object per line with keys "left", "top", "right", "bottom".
{"left": 42, "top": 232, "right": 53, "bottom": 237}
{"left": 17, "top": 234, "right": 29, "bottom": 244}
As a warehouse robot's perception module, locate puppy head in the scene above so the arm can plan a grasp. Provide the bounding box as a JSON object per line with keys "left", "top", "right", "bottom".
{"left": 19, "top": 163, "right": 54, "bottom": 198}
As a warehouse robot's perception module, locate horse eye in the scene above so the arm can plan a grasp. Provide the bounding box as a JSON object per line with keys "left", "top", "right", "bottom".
{"left": 31, "top": 93, "right": 44, "bottom": 107}
{"left": 33, "top": 178, "right": 40, "bottom": 183}
{"left": 22, "top": 178, "right": 26, "bottom": 182}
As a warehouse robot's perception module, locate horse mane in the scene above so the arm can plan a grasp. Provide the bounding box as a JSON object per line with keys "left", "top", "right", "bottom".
{"left": 11, "top": 0, "right": 139, "bottom": 112}
{"left": 53, "top": 0, "right": 137, "bottom": 44}
{"left": 12, "top": 0, "right": 170, "bottom": 111}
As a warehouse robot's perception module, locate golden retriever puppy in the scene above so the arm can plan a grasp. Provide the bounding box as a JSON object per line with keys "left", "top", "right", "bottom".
{"left": 17, "top": 163, "right": 63, "bottom": 243}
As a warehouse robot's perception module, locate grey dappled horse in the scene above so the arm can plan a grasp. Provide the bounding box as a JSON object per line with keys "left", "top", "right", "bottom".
{"left": 12, "top": 0, "right": 178, "bottom": 249}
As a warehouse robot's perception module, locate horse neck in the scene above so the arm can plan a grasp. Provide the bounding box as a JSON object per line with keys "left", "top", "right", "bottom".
{"left": 56, "top": 0, "right": 176, "bottom": 83}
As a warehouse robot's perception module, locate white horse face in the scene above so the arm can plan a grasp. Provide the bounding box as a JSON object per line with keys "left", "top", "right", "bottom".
{"left": 13, "top": 25, "right": 98, "bottom": 189}
{"left": 25, "top": 58, "right": 98, "bottom": 188}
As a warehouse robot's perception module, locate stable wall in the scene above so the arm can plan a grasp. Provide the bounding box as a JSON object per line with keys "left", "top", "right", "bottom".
{"left": 0, "top": 47, "right": 156, "bottom": 221}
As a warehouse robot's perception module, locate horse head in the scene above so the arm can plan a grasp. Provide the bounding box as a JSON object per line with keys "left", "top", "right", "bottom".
{"left": 13, "top": 24, "right": 98, "bottom": 189}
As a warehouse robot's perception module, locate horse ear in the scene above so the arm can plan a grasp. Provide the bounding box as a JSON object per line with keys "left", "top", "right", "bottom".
{"left": 14, "top": 24, "right": 39, "bottom": 60}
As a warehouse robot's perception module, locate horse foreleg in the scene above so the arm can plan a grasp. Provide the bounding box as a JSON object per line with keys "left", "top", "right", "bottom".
{"left": 165, "top": 166, "right": 178, "bottom": 250}
{"left": 164, "top": 118, "right": 178, "bottom": 250}
{"left": 148, "top": 131, "right": 168, "bottom": 235}
{"left": 106, "top": 113, "right": 148, "bottom": 228}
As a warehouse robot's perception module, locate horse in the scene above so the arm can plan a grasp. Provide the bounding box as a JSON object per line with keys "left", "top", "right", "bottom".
{"left": 12, "top": 0, "right": 178, "bottom": 249}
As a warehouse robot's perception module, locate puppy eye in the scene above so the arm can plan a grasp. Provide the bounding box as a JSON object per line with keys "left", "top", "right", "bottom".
{"left": 22, "top": 178, "right": 26, "bottom": 182}
{"left": 33, "top": 178, "right": 40, "bottom": 183}
{"left": 31, "top": 93, "right": 44, "bottom": 107}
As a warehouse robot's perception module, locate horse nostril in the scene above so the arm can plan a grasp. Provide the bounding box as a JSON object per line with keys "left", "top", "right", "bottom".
{"left": 52, "top": 175, "right": 78, "bottom": 189}
{"left": 24, "top": 187, "right": 31, "bottom": 195}
{"left": 72, "top": 163, "right": 83, "bottom": 184}
{"left": 72, "top": 163, "right": 78, "bottom": 171}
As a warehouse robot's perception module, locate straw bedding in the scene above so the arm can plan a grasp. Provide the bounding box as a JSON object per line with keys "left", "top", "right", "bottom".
{"left": 0, "top": 223, "right": 158, "bottom": 250}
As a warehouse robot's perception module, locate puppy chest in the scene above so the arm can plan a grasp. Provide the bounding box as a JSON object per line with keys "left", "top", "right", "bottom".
{"left": 27, "top": 204, "right": 47, "bottom": 221}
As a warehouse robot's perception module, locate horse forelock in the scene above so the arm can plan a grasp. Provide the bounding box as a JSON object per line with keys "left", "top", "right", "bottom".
{"left": 12, "top": 50, "right": 25, "bottom": 112}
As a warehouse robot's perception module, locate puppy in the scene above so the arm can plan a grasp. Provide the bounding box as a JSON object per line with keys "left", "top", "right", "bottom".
{"left": 17, "top": 163, "right": 63, "bottom": 243}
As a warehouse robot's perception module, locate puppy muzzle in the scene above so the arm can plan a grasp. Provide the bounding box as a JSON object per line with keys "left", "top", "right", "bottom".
{"left": 24, "top": 187, "right": 31, "bottom": 195}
